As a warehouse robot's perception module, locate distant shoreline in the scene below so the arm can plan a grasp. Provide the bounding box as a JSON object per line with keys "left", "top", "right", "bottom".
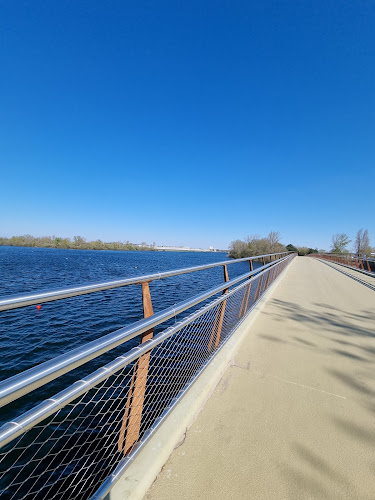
{"left": 0, "top": 238, "right": 226, "bottom": 254}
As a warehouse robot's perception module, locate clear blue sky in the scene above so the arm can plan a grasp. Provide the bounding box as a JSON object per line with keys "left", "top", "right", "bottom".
{"left": 1, "top": 1, "right": 374, "bottom": 250}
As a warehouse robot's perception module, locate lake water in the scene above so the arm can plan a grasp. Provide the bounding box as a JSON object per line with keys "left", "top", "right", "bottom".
{"left": 0, "top": 246, "right": 257, "bottom": 420}
{"left": 0, "top": 246, "right": 264, "bottom": 498}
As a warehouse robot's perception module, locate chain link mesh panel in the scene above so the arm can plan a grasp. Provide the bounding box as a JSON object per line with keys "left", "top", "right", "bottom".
{"left": 0, "top": 257, "right": 292, "bottom": 499}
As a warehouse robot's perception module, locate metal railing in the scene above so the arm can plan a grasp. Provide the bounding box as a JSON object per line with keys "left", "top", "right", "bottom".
{"left": 308, "top": 253, "right": 375, "bottom": 275}
{"left": 0, "top": 252, "right": 291, "bottom": 312}
{"left": 0, "top": 252, "right": 295, "bottom": 499}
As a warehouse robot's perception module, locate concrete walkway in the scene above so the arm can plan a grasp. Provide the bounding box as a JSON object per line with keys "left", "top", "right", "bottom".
{"left": 145, "top": 257, "right": 375, "bottom": 500}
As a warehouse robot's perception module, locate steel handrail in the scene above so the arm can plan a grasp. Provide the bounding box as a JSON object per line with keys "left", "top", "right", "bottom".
{"left": 0, "top": 256, "right": 291, "bottom": 408}
{"left": 309, "top": 252, "right": 375, "bottom": 261}
{"left": 0, "top": 254, "right": 295, "bottom": 450}
{"left": 0, "top": 269, "right": 268, "bottom": 449}
{"left": 309, "top": 254, "right": 375, "bottom": 277}
{"left": 0, "top": 252, "right": 293, "bottom": 311}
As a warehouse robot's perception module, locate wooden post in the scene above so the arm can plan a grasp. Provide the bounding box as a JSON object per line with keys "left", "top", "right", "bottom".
{"left": 239, "top": 261, "right": 254, "bottom": 318}
{"left": 254, "top": 275, "right": 264, "bottom": 302}
{"left": 118, "top": 282, "right": 154, "bottom": 455}
{"left": 366, "top": 259, "right": 371, "bottom": 273}
{"left": 359, "top": 259, "right": 364, "bottom": 270}
{"left": 208, "top": 265, "right": 229, "bottom": 351}
{"left": 264, "top": 266, "right": 272, "bottom": 289}
{"left": 269, "top": 265, "right": 276, "bottom": 284}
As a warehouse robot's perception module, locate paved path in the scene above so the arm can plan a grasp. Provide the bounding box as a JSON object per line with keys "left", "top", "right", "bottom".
{"left": 145, "top": 257, "right": 375, "bottom": 500}
{"left": 315, "top": 258, "right": 375, "bottom": 291}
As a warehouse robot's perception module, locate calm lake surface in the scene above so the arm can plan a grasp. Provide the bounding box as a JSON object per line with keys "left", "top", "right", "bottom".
{"left": 0, "top": 246, "right": 263, "bottom": 498}
{"left": 0, "top": 246, "right": 257, "bottom": 421}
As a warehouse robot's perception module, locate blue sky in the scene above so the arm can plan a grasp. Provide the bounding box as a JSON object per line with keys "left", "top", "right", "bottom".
{"left": 1, "top": 1, "right": 374, "bottom": 250}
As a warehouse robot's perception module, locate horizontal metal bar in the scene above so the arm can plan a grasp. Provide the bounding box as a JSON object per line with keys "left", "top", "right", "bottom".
{"left": 0, "top": 255, "right": 295, "bottom": 450}
{"left": 310, "top": 253, "right": 375, "bottom": 262}
{"left": 0, "top": 252, "right": 293, "bottom": 311}
{"left": 0, "top": 256, "right": 291, "bottom": 409}
{"left": 91, "top": 255, "right": 295, "bottom": 499}
{"left": 314, "top": 257, "right": 375, "bottom": 278}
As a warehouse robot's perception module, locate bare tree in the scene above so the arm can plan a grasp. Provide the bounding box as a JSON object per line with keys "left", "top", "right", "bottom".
{"left": 267, "top": 231, "right": 281, "bottom": 252}
{"left": 244, "top": 234, "right": 259, "bottom": 245}
{"left": 228, "top": 240, "right": 249, "bottom": 259}
{"left": 331, "top": 233, "right": 351, "bottom": 254}
{"left": 354, "top": 228, "right": 370, "bottom": 255}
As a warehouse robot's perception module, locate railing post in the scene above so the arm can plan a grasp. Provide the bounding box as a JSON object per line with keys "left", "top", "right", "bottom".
{"left": 208, "top": 264, "right": 229, "bottom": 351}
{"left": 264, "top": 264, "right": 272, "bottom": 289}
{"left": 254, "top": 274, "right": 264, "bottom": 302}
{"left": 118, "top": 282, "right": 154, "bottom": 455}
{"left": 366, "top": 259, "right": 371, "bottom": 273}
{"left": 239, "top": 260, "right": 254, "bottom": 318}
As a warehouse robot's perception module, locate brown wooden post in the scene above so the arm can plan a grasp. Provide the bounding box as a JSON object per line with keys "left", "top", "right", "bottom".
{"left": 359, "top": 259, "right": 364, "bottom": 270}
{"left": 118, "top": 282, "right": 154, "bottom": 455}
{"left": 262, "top": 257, "right": 266, "bottom": 266}
{"left": 239, "top": 260, "right": 254, "bottom": 318}
{"left": 208, "top": 265, "right": 229, "bottom": 351}
{"left": 366, "top": 259, "right": 371, "bottom": 273}
{"left": 254, "top": 274, "right": 264, "bottom": 302}
{"left": 270, "top": 264, "right": 277, "bottom": 283}
{"left": 264, "top": 264, "right": 272, "bottom": 289}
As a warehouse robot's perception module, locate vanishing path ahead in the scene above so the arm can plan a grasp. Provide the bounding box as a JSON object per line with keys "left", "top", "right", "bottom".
{"left": 146, "top": 257, "right": 375, "bottom": 500}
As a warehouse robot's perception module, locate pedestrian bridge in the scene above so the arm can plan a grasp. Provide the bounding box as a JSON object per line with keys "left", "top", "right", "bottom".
{"left": 146, "top": 256, "right": 375, "bottom": 500}
{"left": 0, "top": 253, "right": 374, "bottom": 499}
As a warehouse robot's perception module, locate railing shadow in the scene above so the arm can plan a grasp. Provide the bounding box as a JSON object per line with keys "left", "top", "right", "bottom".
{"left": 258, "top": 296, "right": 375, "bottom": 497}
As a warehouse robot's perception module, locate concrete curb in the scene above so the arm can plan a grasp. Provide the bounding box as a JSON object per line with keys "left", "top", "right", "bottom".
{"left": 106, "top": 258, "right": 295, "bottom": 500}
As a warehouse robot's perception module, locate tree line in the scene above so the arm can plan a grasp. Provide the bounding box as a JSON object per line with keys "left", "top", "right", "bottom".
{"left": 228, "top": 228, "right": 374, "bottom": 260}
{"left": 330, "top": 229, "right": 373, "bottom": 255}
{"left": 0, "top": 235, "right": 156, "bottom": 251}
{"left": 228, "top": 232, "right": 317, "bottom": 258}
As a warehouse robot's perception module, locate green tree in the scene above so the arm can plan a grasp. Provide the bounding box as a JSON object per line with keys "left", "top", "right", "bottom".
{"left": 286, "top": 244, "right": 298, "bottom": 252}
{"left": 331, "top": 234, "right": 351, "bottom": 254}
{"left": 228, "top": 232, "right": 286, "bottom": 259}
{"left": 297, "top": 247, "right": 308, "bottom": 256}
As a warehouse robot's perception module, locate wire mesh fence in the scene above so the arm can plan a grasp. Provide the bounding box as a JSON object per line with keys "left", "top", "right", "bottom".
{"left": 310, "top": 253, "right": 375, "bottom": 274}
{"left": 0, "top": 255, "right": 294, "bottom": 500}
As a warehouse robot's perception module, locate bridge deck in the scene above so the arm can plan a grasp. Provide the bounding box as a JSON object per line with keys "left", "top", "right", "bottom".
{"left": 145, "top": 256, "right": 375, "bottom": 500}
